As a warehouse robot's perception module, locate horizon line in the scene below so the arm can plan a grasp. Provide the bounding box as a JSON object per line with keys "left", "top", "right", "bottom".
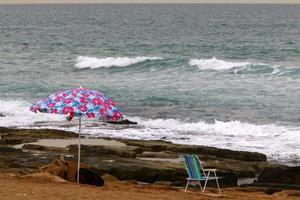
{"left": 1, "top": 2, "right": 300, "bottom": 4}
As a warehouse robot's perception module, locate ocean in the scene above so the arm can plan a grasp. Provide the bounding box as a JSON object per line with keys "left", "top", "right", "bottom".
{"left": 0, "top": 4, "right": 300, "bottom": 164}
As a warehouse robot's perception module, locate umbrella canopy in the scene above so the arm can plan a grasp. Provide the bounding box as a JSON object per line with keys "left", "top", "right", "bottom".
{"left": 30, "top": 87, "right": 123, "bottom": 121}
{"left": 30, "top": 87, "right": 123, "bottom": 183}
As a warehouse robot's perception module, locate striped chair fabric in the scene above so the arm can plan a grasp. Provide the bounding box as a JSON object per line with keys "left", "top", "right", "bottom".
{"left": 182, "top": 155, "right": 221, "bottom": 193}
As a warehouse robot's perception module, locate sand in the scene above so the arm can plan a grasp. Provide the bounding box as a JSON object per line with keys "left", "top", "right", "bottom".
{"left": 0, "top": 174, "right": 299, "bottom": 200}
{"left": 14, "top": 138, "right": 126, "bottom": 149}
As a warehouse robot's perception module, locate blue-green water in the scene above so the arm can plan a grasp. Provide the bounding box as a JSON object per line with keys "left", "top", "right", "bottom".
{"left": 0, "top": 4, "right": 300, "bottom": 164}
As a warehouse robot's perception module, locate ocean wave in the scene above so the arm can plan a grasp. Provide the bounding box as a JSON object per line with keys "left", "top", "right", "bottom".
{"left": 1, "top": 99, "right": 300, "bottom": 164}
{"left": 0, "top": 99, "right": 65, "bottom": 127}
{"left": 88, "top": 117, "right": 300, "bottom": 163}
{"left": 189, "top": 57, "right": 253, "bottom": 70}
{"left": 130, "top": 117, "right": 299, "bottom": 138}
{"left": 75, "top": 56, "right": 163, "bottom": 69}
{"left": 122, "top": 117, "right": 300, "bottom": 163}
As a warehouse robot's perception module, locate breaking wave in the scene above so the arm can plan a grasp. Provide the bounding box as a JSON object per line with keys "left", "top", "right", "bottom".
{"left": 1, "top": 99, "right": 300, "bottom": 164}
{"left": 75, "top": 56, "right": 163, "bottom": 69}
{"left": 189, "top": 57, "right": 253, "bottom": 70}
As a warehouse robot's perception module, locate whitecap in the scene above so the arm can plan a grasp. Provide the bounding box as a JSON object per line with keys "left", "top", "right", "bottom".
{"left": 75, "top": 56, "right": 163, "bottom": 69}
{"left": 189, "top": 57, "right": 252, "bottom": 70}
{"left": 1, "top": 99, "right": 300, "bottom": 164}
{"left": 0, "top": 99, "right": 65, "bottom": 127}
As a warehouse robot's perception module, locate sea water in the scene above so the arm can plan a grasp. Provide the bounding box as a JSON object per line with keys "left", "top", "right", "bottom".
{"left": 0, "top": 4, "right": 300, "bottom": 164}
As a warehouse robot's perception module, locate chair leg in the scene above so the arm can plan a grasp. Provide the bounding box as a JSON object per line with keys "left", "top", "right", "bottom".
{"left": 202, "top": 171, "right": 210, "bottom": 193}
{"left": 198, "top": 180, "right": 202, "bottom": 191}
{"left": 214, "top": 171, "right": 221, "bottom": 194}
{"left": 184, "top": 180, "right": 189, "bottom": 192}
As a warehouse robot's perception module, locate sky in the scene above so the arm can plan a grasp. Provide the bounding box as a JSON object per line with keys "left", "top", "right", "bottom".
{"left": 0, "top": 0, "right": 300, "bottom": 3}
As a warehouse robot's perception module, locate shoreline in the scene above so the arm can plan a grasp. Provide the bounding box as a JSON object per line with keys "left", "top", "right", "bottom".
{"left": 1, "top": 126, "right": 300, "bottom": 199}
{"left": 1, "top": 124, "right": 298, "bottom": 166}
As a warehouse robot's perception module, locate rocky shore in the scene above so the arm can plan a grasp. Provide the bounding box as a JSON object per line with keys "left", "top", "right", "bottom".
{"left": 0, "top": 127, "right": 300, "bottom": 198}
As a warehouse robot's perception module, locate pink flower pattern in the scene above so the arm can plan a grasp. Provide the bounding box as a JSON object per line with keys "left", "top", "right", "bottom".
{"left": 30, "top": 88, "right": 123, "bottom": 121}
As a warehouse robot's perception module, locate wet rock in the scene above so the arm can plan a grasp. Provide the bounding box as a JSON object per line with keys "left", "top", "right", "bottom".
{"left": 22, "top": 144, "right": 65, "bottom": 153}
{"left": 167, "top": 145, "right": 266, "bottom": 162}
{"left": 257, "top": 165, "right": 300, "bottom": 185}
{"left": 82, "top": 155, "right": 187, "bottom": 183}
{"left": 202, "top": 159, "right": 265, "bottom": 177}
{"left": 137, "top": 151, "right": 178, "bottom": 159}
{"left": 78, "top": 168, "right": 104, "bottom": 186}
{"left": 82, "top": 156, "right": 237, "bottom": 187}
{"left": 122, "top": 139, "right": 267, "bottom": 162}
{"left": 67, "top": 144, "right": 138, "bottom": 158}
{"left": 1, "top": 127, "right": 271, "bottom": 188}
{"left": 0, "top": 146, "right": 58, "bottom": 174}
{"left": 0, "top": 127, "right": 77, "bottom": 145}
{"left": 121, "top": 139, "right": 173, "bottom": 152}
{"left": 230, "top": 186, "right": 282, "bottom": 195}
{"left": 0, "top": 138, "right": 37, "bottom": 145}
{"left": 249, "top": 182, "right": 300, "bottom": 191}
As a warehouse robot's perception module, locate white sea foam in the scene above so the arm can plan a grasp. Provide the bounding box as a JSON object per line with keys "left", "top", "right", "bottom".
{"left": 116, "top": 117, "right": 300, "bottom": 163}
{"left": 189, "top": 57, "right": 252, "bottom": 70}
{"left": 1, "top": 99, "right": 300, "bottom": 164}
{"left": 0, "top": 100, "right": 64, "bottom": 127}
{"left": 75, "top": 56, "right": 163, "bottom": 69}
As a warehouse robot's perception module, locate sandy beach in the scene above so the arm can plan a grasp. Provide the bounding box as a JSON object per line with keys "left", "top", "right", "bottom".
{"left": 1, "top": 173, "right": 300, "bottom": 200}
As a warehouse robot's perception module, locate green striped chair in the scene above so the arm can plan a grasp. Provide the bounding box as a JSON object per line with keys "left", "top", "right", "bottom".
{"left": 183, "top": 155, "right": 221, "bottom": 193}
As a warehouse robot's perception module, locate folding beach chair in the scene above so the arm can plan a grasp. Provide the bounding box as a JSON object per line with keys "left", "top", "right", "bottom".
{"left": 183, "top": 155, "right": 221, "bottom": 193}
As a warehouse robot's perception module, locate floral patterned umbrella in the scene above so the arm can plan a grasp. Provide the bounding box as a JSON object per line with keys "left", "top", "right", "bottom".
{"left": 30, "top": 87, "right": 123, "bottom": 183}
{"left": 30, "top": 87, "right": 123, "bottom": 121}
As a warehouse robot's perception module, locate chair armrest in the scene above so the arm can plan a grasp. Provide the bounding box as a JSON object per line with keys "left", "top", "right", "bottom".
{"left": 203, "top": 169, "right": 217, "bottom": 172}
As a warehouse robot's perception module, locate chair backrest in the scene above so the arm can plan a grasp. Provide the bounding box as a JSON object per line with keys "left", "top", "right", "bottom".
{"left": 183, "top": 155, "right": 203, "bottom": 179}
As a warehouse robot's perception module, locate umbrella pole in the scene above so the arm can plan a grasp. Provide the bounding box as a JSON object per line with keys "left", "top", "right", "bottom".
{"left": 77, "top": 117, "right": 81, "bottom": 184}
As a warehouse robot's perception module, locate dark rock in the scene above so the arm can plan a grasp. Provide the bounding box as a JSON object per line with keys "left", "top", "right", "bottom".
{"left": 121, "top": 139, "right": 173, "bottom": 152}
{"left": 169, "top": 181, "right": 184, "bottom": 187}
{"left": 237, "top": 186, "right": 282, "bottom": 195}
{"left": 122, "top": 139, "right": 267, "bottom": 162}
{"left": 257, "top": 165, "right": 300, "bottom": 185}
{"left": 81, "top": 156, "right": 237, "bottom": 187}
{"left": 202, "top": 159, "right": 265, "bottom": 177}
{"left": 0, "top": 146, "right": 57, "bottom": 174}
{"left": 248, "top": 182, "right": 300, "bottom": 191}
{"left": 0, "top": 127, "right": 77, "bottom": 145}
{"left": 218, "top": 174, "right": 238, "bottom": 187}
{"left": 82, "top": 156, "right": 187, "bottom": 183}
{"left": 0, "top": 138, "right": 37, "bottom": 145}
{"left": 166, "top": 145, "right": 266, "bottom": 162}
{"left": 22, "top": 144, "right": 65, "bottom": 153}
{"left": 67, "top": 145, "right": 138, "bottom": 158}
{"left": 0, "top": 127, "right": 271, "bottom": 188}
{"left": 137, "top": 151, "right": 178, "bottom": 159}
{"left": 154, "top": 181, "right": 173, "bottom": 186}
{"left": 107, "top": 119, "right": 137, "bottom": 125}
{"left": 77, "top": 168, "right": 104, "bottom": 186}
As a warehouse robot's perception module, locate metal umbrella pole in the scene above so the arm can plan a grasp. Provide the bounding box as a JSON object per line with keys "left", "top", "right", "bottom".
{"left": 77, "top": 117, "right": 81, "bottom": 184}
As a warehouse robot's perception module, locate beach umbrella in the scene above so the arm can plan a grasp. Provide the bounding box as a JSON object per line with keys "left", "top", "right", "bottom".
{"left": 30, "top": 87, "right": 123, "bottom": 183}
